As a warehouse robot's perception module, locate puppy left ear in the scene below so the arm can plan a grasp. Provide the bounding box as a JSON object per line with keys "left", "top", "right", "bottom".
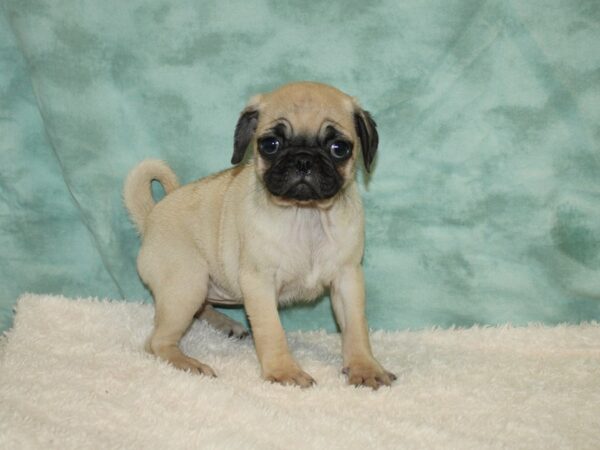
{"left": 232, "top": 108, "right": 259, "bottom": 165}
{"left": 353, "top": 109, "right": 379, "bottom": 172}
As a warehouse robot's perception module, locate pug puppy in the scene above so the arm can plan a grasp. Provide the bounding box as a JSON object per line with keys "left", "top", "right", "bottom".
{"left": 124, "top": 82, "right": 395, "bottom": 389}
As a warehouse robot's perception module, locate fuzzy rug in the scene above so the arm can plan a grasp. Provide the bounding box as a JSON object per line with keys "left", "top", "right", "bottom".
{"left": 1, "top": 294, "right": 599, "bottom": 449}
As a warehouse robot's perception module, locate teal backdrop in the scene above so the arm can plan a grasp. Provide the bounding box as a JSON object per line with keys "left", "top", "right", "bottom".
{"left": 1, "top": 0, "right": 599, "bottom": 333}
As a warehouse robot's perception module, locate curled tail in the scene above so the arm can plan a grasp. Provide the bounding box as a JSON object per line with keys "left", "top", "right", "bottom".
{"left": 123, "top": 159, "right": 180, "bottom": 235}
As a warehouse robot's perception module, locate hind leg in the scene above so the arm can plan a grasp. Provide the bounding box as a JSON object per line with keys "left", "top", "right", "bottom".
{"left": 141, "top": 249, "right": 215, "bottom": 376}
{"left": 196, "top": 304, "right": 248, "bottom": 338}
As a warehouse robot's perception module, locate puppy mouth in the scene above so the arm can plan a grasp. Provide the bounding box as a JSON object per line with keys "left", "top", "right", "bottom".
{"left": 282, "top": 180, "right": 321, "bottom": 201}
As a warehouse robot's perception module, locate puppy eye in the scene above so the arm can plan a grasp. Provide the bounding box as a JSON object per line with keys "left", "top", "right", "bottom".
{"left": 329, "top": 140, "right": 351, "bottom": 159}
{"left": 258, "top": 137, "right": 281, "bottom": 155}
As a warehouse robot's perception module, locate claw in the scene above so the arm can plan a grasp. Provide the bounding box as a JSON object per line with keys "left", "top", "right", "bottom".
{"left": 263, "top": 367, "right": 316, "bottom": 388}
{"left": 343, "top": 362, "right": 396, "bottom": 389}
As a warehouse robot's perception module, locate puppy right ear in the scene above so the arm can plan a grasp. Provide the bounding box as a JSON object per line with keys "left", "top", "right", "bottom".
{"left": 232, "top": 107, "right": 259, "bottom": 165}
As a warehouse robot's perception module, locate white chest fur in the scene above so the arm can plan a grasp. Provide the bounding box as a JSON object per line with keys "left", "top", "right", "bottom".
{"left": 266, "top": 206, "right": 362, "bottom": 304}
{"left": 209, "top": 205, "right": 360, "bottom": 305}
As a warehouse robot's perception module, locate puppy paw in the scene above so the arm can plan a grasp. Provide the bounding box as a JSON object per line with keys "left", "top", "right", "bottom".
{"left": 197, "top": 306, "right": 249, "bottom": 339}
{"left": 343, "top": 360, "right": 396, "bottom": 390}
{"left": 169, "top": 354, "right": 217, "bottom": 377}
{"left": 152, "top": 345, "right": 217, "bottom": 377}
{"left": 263, "top": 365, "right": 316, "bottom": 388}
{"left": 226, "top": 325, "right": 250, "bottom": 339}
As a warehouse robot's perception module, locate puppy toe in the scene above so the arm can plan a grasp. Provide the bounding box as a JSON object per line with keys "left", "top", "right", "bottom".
{"left": 194, "top": 362, "right": 217, "bottom": 378}
{"left": 264, "top": 367, "right": 316, "bottom": 388}
{"left": 344, "top": 361, "right": 395, "bottom": 390}
{"left": 168, "top": 354, "right": 217, "bottom": 378}
{"left": 227, "top": 326, "right": 250, "bottom": 339}
{"left": 293, "top": 371, "right": 316, "bottom": 388}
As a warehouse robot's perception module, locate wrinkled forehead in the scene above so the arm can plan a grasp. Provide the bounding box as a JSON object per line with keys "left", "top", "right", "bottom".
{"left": 257, "top": 87, "right": 356, "bottom": 136}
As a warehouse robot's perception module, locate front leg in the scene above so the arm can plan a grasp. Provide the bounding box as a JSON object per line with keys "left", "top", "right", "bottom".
{"left": 331, "top": 265, "right": 396, "bottom": 389}
{"left": 240, "top": 270, "right": 315, "bottom": 388}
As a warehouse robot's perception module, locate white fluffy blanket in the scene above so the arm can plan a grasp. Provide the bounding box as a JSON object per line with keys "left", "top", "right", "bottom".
{"left": 1, "top": 294, "right": 599, "bottom": 449}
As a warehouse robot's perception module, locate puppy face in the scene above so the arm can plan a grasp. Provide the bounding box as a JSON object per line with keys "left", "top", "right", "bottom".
{"left": 232, "top": 82, "right": 378, "bottom": 207}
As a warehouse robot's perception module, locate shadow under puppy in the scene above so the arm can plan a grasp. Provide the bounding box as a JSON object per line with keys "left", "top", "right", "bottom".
{"left": 124, "top": 82, "right": 396, "bottom": 389}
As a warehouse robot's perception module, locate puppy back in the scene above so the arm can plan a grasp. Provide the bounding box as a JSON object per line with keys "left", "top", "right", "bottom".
{"left": 123, "top": 159, "right": 180, "bottom": 235}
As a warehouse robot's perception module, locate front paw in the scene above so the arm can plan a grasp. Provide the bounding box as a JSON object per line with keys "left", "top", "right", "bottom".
{"left": 263, "top": 363, "right": 316, "bottom": 388}
{"left": 343, "top": 360, "right": 396, "bottom": 390}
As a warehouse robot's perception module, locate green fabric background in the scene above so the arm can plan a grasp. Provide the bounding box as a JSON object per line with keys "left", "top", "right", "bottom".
{"left": 1, "top": 0, "right": 599, "bottom": 333}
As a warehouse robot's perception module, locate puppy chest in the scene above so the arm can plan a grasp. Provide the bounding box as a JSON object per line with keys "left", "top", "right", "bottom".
{"left": 276, "top": 245, "right": 338, "bottom": 302}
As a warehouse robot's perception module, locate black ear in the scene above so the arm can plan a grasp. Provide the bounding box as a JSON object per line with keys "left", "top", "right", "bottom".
{"left": 353, "top": 110, "right": 379, "bottom": 172}
{"left": 232, "top": 109, "right": 259, "bottom": 165}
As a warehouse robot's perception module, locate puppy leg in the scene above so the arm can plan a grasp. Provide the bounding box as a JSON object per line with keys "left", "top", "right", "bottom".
{"left": 240, "top": 270, "right": 315, "bottom": 387}
{"left": 196, "top": 304, "right": 248, "bottom": 338}
{"left": 142, "top": 254, "right": 216, "bottom": 377}
{"left": 331, "top": 265, "right": 396, "bottom": 389}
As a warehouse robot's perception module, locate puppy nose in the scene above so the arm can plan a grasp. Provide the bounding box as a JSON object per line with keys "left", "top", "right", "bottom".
{"left": 295, "top": 155, "right": 314, "bottom": 175}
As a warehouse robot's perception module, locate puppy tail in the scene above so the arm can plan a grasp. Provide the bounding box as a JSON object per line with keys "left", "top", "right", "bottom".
{"left": 123, "top": 159, "right": 180, "bottom": 235}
